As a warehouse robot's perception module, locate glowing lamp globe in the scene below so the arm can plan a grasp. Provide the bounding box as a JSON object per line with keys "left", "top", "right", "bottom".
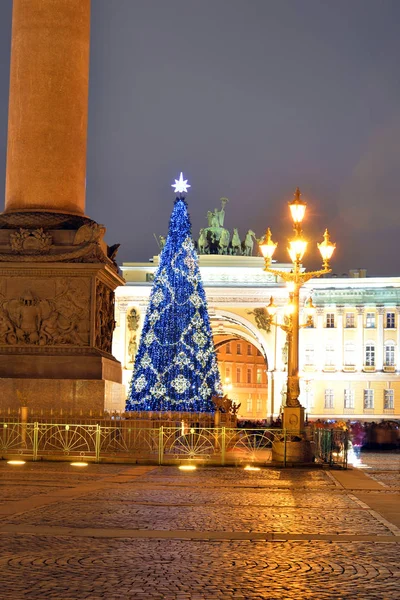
{"left": 259, "top": 228, "right": 277, "bottom": 264}
{"left": 284, "top": 298, "right": 295, "bottom": 316}
{"left": 289, "top": 187, "right": 307, "bottom": 224}
{"left": 318, "top": 229, "right": 336, "bottom": 267}
{"left": 288, "top": 237, "right": 307, "bottom": 263}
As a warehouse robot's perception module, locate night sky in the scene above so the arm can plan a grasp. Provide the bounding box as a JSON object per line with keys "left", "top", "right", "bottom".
{"left": 0, "top": 0, "right": 400, "bottom": 276}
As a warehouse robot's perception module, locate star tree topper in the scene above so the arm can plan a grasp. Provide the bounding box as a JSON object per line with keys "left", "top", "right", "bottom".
{"left": 171, "top": 172, "right": 191, "bottom": 195}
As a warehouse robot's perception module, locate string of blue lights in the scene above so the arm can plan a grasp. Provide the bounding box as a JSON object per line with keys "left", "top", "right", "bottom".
{"left": 126, "top": 185, "right": 222, "bottom": 412}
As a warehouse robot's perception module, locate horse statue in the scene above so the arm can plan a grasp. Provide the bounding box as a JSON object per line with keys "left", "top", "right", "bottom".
{"left": 218, "top": 229, "right": 230, "bottom": 254}
{"left": 231, "top": 228, "right": 241, "bottom": 255}
{"left": 242, "top": 229, "right": 256, "bottom": 256}
{"left": 198, "top": 228, "right": 209, "bottom": 254}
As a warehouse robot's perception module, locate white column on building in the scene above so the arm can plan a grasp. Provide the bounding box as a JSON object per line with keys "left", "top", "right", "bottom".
{"left": 336, "top": 306, "right": 344, "bottom": 369}
{"left": 316, "top": 308, "right": 324, "bottom": 371}
{"left": 117, "top": 300, "right": 129, "bottom": 369}
{"left": 377, "top": 306, "right": 385, "bottom": 371}
{"left": 276, "top": 310, "right": 287, "bottom": 371}
{"left": 356, "top": 305, "right": 364, "bottom": 370}
{"left": 267, "top": 370, "right": 275, "bottom": 419}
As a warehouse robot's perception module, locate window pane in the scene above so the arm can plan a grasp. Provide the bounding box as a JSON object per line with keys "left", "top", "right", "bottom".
{"left": 344, "top": 343, "right": 355, "bottom": 365}
{"left": 385, "top": 344, "right": 395, "bottom": 366}
{"left": 326, "top": 313, "right": 335, "bottom": 328}
{"left": 365, "top": 344, "right": 375, "bottom": 366}
{"left": 344, "top": 389, "right": 355, "bottom": 409}
{"left": 366, "top": 313, "right": 375, "bottom": 328}
{"left": 305, "top": 346, "right": 314, "bottom": 365}
{"left": 325, "top": 344, "right": 335, "bottom": 366}
{"left": 386, "top": 313, "right": 395, "bottom": 328}
{"left": 384, "top": 389, "right": 394, "bottom": 409}
{"left": 324, "top": 389, "right": 334, "bottom": 409}
{"left": 363, "top": 389, "right": 374, "bottom": 409}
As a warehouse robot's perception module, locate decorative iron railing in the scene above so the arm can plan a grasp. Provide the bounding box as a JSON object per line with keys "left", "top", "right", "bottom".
{"left": 313, "top": 428, "right": 349, "bottom": 468}
{"left": 0, "top": 421, "right": 347, "bottom": 468}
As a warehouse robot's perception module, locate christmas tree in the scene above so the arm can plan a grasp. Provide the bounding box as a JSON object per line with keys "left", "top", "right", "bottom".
{"left": 126, "top": 174, "right": 222, "bottom": 412}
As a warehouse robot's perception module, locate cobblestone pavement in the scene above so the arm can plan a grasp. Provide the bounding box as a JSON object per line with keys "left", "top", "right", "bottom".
{"left": 0, "top": 456, "right": 399, "bottom": 599}
{"left": 352, "top": 451, "right": 400, "bottom": 489}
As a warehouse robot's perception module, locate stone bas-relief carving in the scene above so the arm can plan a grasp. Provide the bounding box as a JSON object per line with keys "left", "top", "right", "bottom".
{"left": 0, "top": 213, "right": 120, "bottom": 270}
{"left": 95, "top": 281, "right": 116, "bottom": 354}
{"left": 247, "top": 307, "right": 272, "bottom": 333}
{"left": 0, "top": 279, "right": 90, "bottom": 346}
{"left": 10, "top": 228, "right": 53, "bottom": 254}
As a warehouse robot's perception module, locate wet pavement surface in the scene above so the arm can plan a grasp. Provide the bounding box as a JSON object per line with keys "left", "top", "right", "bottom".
{"left": 0, "top": 454, "right": 399, "bottom": 599}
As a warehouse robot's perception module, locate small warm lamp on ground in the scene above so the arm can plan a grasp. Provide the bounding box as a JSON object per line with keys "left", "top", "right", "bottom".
{"left": 260, "top": 188, "right": 335, "bottom": 433}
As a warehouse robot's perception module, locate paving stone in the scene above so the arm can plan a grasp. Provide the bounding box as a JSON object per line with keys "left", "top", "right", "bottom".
{"left": 0, "top": 453, "right": 399, "bottom": 598}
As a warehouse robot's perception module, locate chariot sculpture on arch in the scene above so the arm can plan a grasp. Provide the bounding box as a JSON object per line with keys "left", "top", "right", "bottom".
{"left": 195, "top": 197, "right": 257, "bottom": 256}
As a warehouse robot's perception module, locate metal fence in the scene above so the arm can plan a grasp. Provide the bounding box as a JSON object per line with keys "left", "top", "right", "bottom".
{"left": 0, "top": 421, "right": 348, "bottom": 467}
{"left": 313, "top": 428, "right": 349, "bottom": 468}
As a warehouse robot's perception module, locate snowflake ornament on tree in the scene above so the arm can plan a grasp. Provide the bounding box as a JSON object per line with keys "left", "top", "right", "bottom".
{"left": 126, "top": 174, "right": 222, "bottom": 412}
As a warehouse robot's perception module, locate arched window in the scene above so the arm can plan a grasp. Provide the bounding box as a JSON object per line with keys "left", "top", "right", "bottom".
{"left": 344, "top": 342, "right": 355, "bottom": 366}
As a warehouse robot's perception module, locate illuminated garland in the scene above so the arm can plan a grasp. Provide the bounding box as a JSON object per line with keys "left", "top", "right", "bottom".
{"left": 126, "top": 197, "right": 222, "bottom": 412}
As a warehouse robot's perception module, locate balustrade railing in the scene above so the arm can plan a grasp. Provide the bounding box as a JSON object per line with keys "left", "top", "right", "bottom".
{"left": 0, "top": 421, "right": 347, "bottom": 468}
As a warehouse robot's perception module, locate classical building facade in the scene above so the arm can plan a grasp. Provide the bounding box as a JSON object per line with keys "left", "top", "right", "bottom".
{"left": 113, "top": 255, "right": 400, "bottom": 422}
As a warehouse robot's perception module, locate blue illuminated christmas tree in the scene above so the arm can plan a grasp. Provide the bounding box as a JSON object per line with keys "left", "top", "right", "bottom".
{"left": 126, "top": 174, "right": 222, "bottom": 412}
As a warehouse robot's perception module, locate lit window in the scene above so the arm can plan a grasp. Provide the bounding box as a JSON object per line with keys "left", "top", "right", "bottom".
{"left": 247, "top": 368, "right": 252, "bottom": 384}
{"left": 256, "top": 368, "right": 262, "bottom": 384}
{"left": 226, "top": 343, "right": 231, "bottom": 354}
{"left": 384, "top": 342, "right": 395, "bottom": 367}
{"left": 325, "top": 344, "right": 335, "bottom": 366}
{"left": 236, "top": 343, "right": 242, "bottom": 355}
{"left": 236, "top": 368, "right": 241, "bottom": 383}
{"left": 344, "top": 342, "right": 356, "bottom": 366}
{"left": 364, "top": 389, "right": 374, "bottom": 410}
{"left": 344, "top": 389, "right": 355, "bottom": 409}
{"left": 256, "top": 397, "right": 262, "bottom": 412}
{"left": 246, "top": 397, "right": 252, "bottom": 413}
{"left": 365, "top": 344, "right": 375, "bottom": 367}
{"left": 386, "top": 312, "right": 395, "bottom": 329}
{"left": 384, "top": 389, "right": 394, "bottom": 410}
{"left": 345, "top": 313, "right": 355, "bottom": 328}
{"left": 307, "top": 389, "right": 315, "bottom": 409}
{"left": 225, "top": 367, "right": 231, "bottom": 379}
{"left": 324, "top": 389, "right": 334, "bottom": 409}
{"left": 326, "top": 313, "right": 335, "bottom": 328}
{"left": 366, "top": 313, "right": 375, "bottom": 328}
{"left": 247, "top": 344, "right": 252, "bottom": 356}
{"left": 305, "top": 346, "right": 315, "bottom": 365}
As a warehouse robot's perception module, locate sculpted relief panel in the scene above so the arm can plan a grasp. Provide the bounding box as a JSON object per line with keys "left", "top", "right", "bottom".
{"left": 0, "top": 278, "right": 90, "bottom": 346}
{"left": 95, "top": 280, "right": 116, "bottom": 354}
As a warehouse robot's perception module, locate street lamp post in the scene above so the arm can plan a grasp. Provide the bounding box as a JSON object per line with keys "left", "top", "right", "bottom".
{"left": 259, "top": 188, "right": 335, "bottom": 433}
